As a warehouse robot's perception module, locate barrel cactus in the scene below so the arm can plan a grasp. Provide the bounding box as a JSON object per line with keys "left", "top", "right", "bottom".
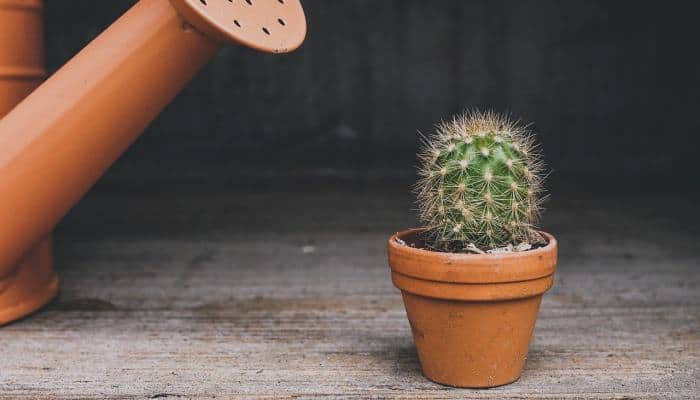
{"left": 416, "top": 110, "right": 546, "bottom": 252}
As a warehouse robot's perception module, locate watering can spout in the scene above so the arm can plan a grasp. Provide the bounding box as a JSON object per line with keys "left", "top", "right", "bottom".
{"left": 0, "top": 0, "right": 306, "bottom": 325}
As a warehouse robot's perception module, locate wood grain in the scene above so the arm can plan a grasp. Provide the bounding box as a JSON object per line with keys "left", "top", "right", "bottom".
{"left": 0, "top": 188, "right": 698, "bottom": 399}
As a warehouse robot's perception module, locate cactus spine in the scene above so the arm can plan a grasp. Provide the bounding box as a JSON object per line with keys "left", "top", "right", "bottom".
{"left": 416, "top": 110, "right": 546, "bottom": 252}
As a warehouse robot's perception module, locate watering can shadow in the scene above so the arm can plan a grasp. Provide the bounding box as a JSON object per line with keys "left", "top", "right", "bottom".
{"left": 0, "top": 0, "right": 306, "bottom": 325}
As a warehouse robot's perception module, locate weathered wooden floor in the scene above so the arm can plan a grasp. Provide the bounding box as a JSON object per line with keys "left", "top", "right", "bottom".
{"left": 1, "top": 185, "right": 698, "bottom": 399}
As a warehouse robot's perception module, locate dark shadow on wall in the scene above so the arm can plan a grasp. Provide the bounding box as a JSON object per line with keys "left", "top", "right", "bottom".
{"left": 44, "top": 0, "right": 700, "bottom": 193}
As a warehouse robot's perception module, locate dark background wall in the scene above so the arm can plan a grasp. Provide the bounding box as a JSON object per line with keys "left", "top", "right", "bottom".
{"left": 44, "top": 0, "right": 699, "bottom": 191}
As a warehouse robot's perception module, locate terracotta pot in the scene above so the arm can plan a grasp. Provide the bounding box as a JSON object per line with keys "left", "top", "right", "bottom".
{"left": 0, "top": 0, "right": 58, "bottom": 326}
{"left": 387, "top": 228, "right": 558, "bottom": 388}
{"left": 0, "top": 0, "right": 306, "bottom": 325}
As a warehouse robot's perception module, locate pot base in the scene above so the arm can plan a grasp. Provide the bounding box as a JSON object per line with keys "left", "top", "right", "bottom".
{"left": 402, "top": 291, "right": 542, "bottom": 388}
{"left": 0, "top": 237, "right": 58, "bottom": 326}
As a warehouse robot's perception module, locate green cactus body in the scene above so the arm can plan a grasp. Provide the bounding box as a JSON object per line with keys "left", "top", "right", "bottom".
{"left": 416, "top": 110, "right": 545, "bottom": 251}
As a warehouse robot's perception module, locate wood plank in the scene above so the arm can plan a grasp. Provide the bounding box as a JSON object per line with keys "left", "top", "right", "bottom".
{"left": 0, "top": 189, "right": 698, "bottom": 399}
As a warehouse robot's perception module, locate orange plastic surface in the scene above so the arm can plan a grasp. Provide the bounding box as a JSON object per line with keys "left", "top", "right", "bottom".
{"left": 0, "top": 0, "right": 58, "bottom": 326}
{"left": 170, "top": 0, "right": 306, "bottom": 53}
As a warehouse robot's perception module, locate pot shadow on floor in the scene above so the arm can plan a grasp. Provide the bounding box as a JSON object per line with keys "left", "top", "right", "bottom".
{"left": 361, "top": 333, "right": 444, "bottom": 389}
{"left": 518, "top": 348, "right": 546, "bottom": 381}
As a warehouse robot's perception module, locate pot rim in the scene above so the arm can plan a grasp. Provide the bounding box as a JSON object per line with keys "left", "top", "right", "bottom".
{"left": 388, "top": 228, "right": 557, "bottom": 284}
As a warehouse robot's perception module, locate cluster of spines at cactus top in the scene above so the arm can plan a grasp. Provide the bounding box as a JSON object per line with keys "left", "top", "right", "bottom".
{"left": 416, "top": 109, "right": 546, "bottom": 252}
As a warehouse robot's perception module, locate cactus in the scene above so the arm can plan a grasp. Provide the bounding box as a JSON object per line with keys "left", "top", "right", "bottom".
{"left": 416, "top": 110, "right": 546, "bottom": 252}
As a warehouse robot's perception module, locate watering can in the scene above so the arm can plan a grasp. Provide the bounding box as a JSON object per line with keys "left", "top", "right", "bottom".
{"left": 0, "top": 0, "right": 307, "bottom": 325}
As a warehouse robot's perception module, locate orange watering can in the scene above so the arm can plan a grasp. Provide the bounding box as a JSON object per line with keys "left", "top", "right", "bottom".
{"left": 0, "top": 0, "right": 307, "bottom": 325}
